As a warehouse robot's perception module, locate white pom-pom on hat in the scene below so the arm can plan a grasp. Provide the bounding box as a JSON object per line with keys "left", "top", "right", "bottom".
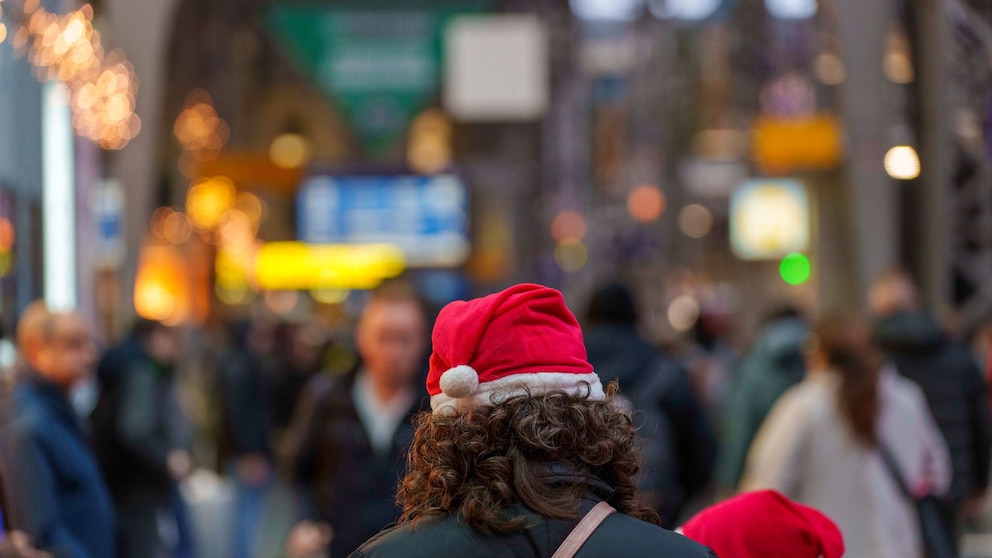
{"left": 439, "top": 365, "right": 479, "bottom": 399}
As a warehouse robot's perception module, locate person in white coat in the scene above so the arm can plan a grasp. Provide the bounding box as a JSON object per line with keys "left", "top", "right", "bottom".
{"left": 741, "top": 316, "right": 951, "bottom": 558}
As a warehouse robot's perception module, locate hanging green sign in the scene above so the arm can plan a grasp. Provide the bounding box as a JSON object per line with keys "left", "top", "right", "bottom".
{"left": 265, "top": 2, "right": 487, "bottom": 156}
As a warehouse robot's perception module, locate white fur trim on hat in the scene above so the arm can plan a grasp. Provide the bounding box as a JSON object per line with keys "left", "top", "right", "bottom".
{"left": 431, "top": 371, "right": 605, "bottom": 415}
{"left": 439, "top": 365, "right": 479, "bottom": 399}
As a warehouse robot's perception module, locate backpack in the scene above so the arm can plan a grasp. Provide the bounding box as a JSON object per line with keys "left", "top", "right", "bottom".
{"left": 633, "top": 358, "right": 717, "bottom": 524}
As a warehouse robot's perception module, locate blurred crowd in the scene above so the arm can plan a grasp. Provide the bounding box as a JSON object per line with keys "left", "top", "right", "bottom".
{"left": 0, "top": 270, "right": 991, "bottom": 558}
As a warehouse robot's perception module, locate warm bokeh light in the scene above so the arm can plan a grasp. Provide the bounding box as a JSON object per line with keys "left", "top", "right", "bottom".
{"left": 218, "top": 210, "right": 253, "bottom": 246}
{"left": 554, "top": 239, "right": 588, "bottom": 272}
{"left": 215, "top": 246, "right": 253, "bottom": 300}
{"left": 0, "top": 217, "right": 15, "bottom": 251}
{"left": 627, "top": 185, "right": 666, "bottom": 222}
{"left": 884, "top": 145, "right": 921, "bottom": 180}
{"left": 186, "top": 176, "right": 237, "bottom": 230}
{"left": 814, "top": 53, "right": 846, "bottom": 85}
{"left": 150, "top": 206, "right": 174, "bottom": 240}
{"left": 269, "top": 133, "right": 311, "bottom": 169}
{"left": 15, "top": 4, "right": 138, "bottom": 149}
{"left": 679, "top": 204, "right": 714, "bottom": 238}
{"left": 174, "top": 90, "right": 229, "bottom": 157}
{"left": 136, "top": 285, "right": 175, "bottom": 321}
{"left": 234, "top": 192, "right": 265, "bottom": 227}
{"left": 264, "top": 290, "right": 300, "bottom": 316}
{"left": 0, "top": 23, "right": 8, "bottom": 44}
{"left": 668, "top": 295, "right": 700, "bottom": 332}
{"left": 551, "top": 210, "right": 587, "bottom": 242}
{"left": 311, "top": 288, "right": 350, "bottom": 305}
{"left": 0, "top": 250, "right": 15, "bottom": 278}
{"left": 134, "top": 245, "right": 188, "bottom": 324}
{"left": 407, "top": 108, "right": 453, "bottom": 175}
{"left": 884, "top": 28, "right": 914, "bottom": 84}
{"left": 12, "top": 26, "right": 29, "bottom": 50}
{"left": 162, "top": 211, "right": 193, "bottom": 245}
{"left": 216, "top": 282, "right": 254, "bottom": 306}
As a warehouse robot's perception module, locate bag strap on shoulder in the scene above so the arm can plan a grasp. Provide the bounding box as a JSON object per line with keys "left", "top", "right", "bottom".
{"left": 551, "top": 501, "right": 617, "bottom": 558}
{"left": 877, "top": 442, "right": 914, "bottom": 502}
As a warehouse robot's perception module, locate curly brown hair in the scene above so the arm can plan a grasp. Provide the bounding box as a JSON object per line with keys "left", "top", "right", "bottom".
{"left": 396, "top": 382, "right": 660, "bottom": 534}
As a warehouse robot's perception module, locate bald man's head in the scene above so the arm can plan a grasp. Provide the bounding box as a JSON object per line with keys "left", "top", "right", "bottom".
{"left": 17, "top": 300, "right": 56, "bottom": 362}
{"left": 16, "top": 301, "right": 95, "bottom": 388}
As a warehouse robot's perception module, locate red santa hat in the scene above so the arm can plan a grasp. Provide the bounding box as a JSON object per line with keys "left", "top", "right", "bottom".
{"left": 679, "top": 490, "right": 844, "bottom": 558}
{"left": 427, "top": 283, "right": 605, "bottom": 414}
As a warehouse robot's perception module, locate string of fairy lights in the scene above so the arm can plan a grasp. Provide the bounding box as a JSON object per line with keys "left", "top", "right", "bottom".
{"left": 2, "top": 0, "right": 139, "bottom": 150}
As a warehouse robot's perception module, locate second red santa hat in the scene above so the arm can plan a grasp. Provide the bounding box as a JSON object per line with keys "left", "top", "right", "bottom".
{"left": 427, "top": 283, "right": 604, "bottom": 414}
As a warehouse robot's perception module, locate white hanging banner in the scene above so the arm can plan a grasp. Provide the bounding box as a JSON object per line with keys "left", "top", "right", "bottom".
{"left": 42, "top": 81, "right": 77, "bottom": 311}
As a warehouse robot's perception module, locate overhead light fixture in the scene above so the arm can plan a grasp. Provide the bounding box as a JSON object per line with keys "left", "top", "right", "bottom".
{"left": 570, "top": 0, "right": 643, "bottom": 22}
{"left": 884, "top": 145, "right": 921, "bottom": 180}
{"left": 649, "top": 0, "right": 721, "bottom": 21}
{"left": 764, "top": 0, "right": 817, "bottom": 19}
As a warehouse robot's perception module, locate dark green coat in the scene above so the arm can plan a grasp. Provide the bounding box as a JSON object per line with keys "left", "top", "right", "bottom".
{"left": 350, "top": 470, "right": 716, "bottom": 558}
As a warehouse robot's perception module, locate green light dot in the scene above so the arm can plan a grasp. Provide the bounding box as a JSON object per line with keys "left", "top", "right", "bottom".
{"left": 780, "top": 253, "right": 811, "bottom": 285}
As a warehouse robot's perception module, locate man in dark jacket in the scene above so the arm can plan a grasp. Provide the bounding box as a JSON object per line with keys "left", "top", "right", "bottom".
{"left": 869, "top": 271, "right": 992, "bottom": 539}
{"left": 92, "top": 319, "right": 194, "bottom": 558}
{"left": 583, "top": 283, "right": 715, "bottom": 526}
{"left": 0, "top": 301, "right": 116, "bottom": 558}
{"left": 216, "top": 320, "right": 273, "bottom": 558}
{"left": 280, "top": 280, "right": 430, "bottom": 557}
{"left": 352, "top": 283, "right": 714, "bottom": 558}
{"left": 715, "top": 307, "right": 808, "bottom": 494}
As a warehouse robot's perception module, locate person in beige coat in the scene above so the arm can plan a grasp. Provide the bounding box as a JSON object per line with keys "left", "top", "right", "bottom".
{"left": 741, "top": 316, "right": 951, "bottom": 558}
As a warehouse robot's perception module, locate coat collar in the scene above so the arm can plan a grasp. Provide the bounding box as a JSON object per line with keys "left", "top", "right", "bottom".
{"left": 15, "top": 367, "right": 86, "bottom": 435}
{"left": 537, "top": 461, "right": 616, "bottom": 502}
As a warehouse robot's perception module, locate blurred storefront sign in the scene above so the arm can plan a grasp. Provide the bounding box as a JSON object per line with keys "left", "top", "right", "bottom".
{"left": 681, "top": 158, "right": 749, "bottom": 198}
{"left": 254, "top": 242, "right": 405, "bottom": 290}
{"left": 444, "top": 14, "right": 549, "bottom": 120}
{"left": 265, "top": 2, "right": 487, "bottom": 155}
{"left": 297, "top": 173, "right": 470, "bottom": 267}
{"left": 751, "top": 113, "right": 842, "bottom": 173}
{"left": 579, "top": 36, "right": 636, "bottom": 75}
{"left": 730, "top": 179, "right": 810, "bottom": 260}
{"left": 93, "top": 179, "right": 124, "bottom": 269}
{"left": 193, "top": 151, "right": 302, "bottom": 192}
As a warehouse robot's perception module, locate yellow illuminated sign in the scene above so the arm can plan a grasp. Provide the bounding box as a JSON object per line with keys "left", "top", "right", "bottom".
{"left": 731, "top": 179, "right": 810, "bottom": 260}
{"left": 253, "top": 242, "right": 406, "bottom": 290}
{"left": 752, "top": 113, "right": 842, "bottom": 172}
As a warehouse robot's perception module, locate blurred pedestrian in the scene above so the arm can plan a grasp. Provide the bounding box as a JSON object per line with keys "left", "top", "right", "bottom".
{"left": 583, "top": 282, "right": 715, "bottom": 526}
{"left": 280, "top": 279, "right": 430, "bottom": 557}
{"left": 91, "top": 319, "right": 195, "bottom": 558}
{"left": 741, "top": 315, "right": 951, "bottom": 558}
{"left": 869, "top": 270, "right": 992, "bottom": 539}
{"left": 715, "top": 306, "right": 808, "bottom": 495}
{"left": 265, "top": 320, "right": 326, "bottom": 453}
{"left": 351, "top": 283, "right": 715, "bottom": 558}
{"left": 216, "top": 320, "right": 272, "bottom": 558}
{"left": 0, "top": 301, "right": 116, "bottom": 557}
{"left": 678, "top": 489, "right": 844, "bottom": 558}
